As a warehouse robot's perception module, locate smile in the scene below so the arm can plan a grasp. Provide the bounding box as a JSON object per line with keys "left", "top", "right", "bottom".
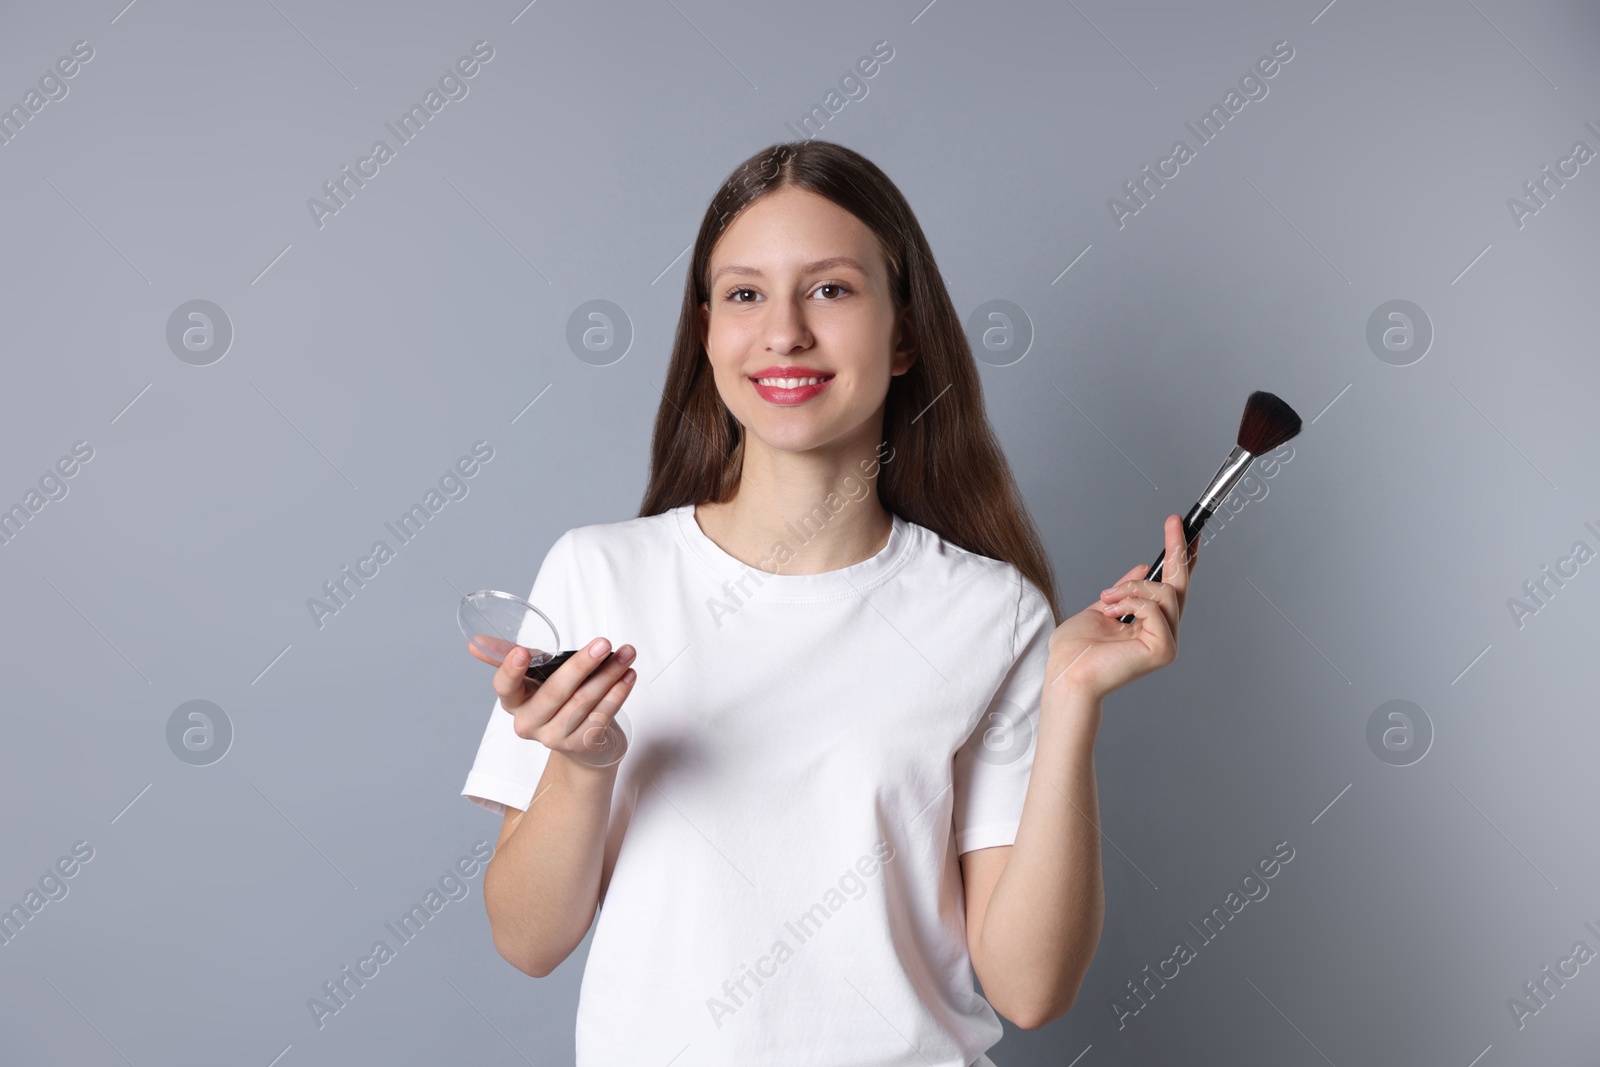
{"left": 750, "top": 374, "right": 834, "bottom": 405}
{"left": 753, "top": 376, "right": 829, "bottom": 387}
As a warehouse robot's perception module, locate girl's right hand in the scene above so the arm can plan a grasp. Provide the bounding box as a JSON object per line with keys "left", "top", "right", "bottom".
{"left": 493, "top": 637, "right": 637, "bottom": 766}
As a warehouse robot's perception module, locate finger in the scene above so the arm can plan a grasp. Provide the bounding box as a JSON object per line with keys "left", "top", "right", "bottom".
{"left": 1100, "top": 563, "right": 1150, "bottom": 603}
{"left": 1165, "top": 514, "right": 1191, "bottom": 597}
{"left": 1102, "top": 592, "right": 1175, "bottom": 648}
{"left": 1118, "top": 577, "right": 1178, "bottom": 617}
{"left": 469, "top": 641, "right": 511, "bottom": 669}
{"left": 550, "top": 645, "right": 636, "bottom": 740}
{"left": 1165, "top": 514, "right": 1198, "bottom": 619}
{"left": 572, "top": 669, "right": 638, "bottom": 752}
{"left": 1107, "top": 575, "right": 1178, "bottom": 602}
{"left": 1175, "top": 535, "right": 1198, "bottom": 617}
{"left": 493, "top": 645, "right": 545, "bottom": 710}
{"left": 1126, "top": 579, "right": 1181, "bottom": 636}
{"left": 526, "top": 637, "right": 615, "bottom": 715}
{"left": 514, "top": 647, "right": 617, "bottom": 741}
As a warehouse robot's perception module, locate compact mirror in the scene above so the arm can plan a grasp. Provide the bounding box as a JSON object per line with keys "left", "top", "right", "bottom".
{"left": 456, "top": 588, "right": 629, "bottom": 768}
{"left": 457, "top": 589, "right": 578, "bottom": 682}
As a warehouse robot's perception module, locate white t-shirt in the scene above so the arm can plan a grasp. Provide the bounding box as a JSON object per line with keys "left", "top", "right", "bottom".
{"left": 462, "top": 503, "right": 1056, "bottom": 1066}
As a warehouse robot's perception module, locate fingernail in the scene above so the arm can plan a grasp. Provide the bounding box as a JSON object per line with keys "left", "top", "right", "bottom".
{"left": 512, "top": 648, "right": 528, "bottom": 666}
{"left": 589, "top": 638, "right": 611, "bottom": 659}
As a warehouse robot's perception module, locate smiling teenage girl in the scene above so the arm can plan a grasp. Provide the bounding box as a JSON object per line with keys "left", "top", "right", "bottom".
{"left": 461, "top": 140, "right": 1197, "bottom": 1066}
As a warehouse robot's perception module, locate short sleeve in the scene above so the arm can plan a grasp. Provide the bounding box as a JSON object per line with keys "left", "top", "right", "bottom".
{"left": 952, "top": 571, "right": 1055, "bottom": 854}
{"left": 460, "top": 529, "right": 583, "bottom": 817}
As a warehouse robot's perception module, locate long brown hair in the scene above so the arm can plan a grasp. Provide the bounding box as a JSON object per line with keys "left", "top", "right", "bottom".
{"left": 637, "top": 140, "right": 1061, "bottom": 622}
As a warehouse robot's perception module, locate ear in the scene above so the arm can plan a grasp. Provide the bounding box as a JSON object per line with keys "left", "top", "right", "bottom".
{"left": 698, "top": 301, "right": 709, "bottom": 349}
{"left": 891, "top": 307, "right": 918, "bottom": 376}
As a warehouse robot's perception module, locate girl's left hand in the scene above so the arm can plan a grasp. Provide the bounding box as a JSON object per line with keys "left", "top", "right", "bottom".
{"left": 1043, "top": 514, "right": 1198, "bottom": 705}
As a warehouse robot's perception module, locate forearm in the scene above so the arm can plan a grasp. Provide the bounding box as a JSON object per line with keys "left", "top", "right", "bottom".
{"left": 483, "top": 753, "right": 618, "bottom": 976}
{"left": 974, "top": 686, "right": 1105, "bottom": 1028}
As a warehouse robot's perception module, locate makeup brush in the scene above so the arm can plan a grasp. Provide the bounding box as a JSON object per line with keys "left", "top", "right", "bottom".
{"left": 1117, "top": 390, "right": 1303, "bottom": 624}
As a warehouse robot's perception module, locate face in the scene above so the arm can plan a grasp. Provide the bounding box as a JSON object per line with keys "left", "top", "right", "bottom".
{"left": 699, "top": 186, "right": 916, "bottom": 458}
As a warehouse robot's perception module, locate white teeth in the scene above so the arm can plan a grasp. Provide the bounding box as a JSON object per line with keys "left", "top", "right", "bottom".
{"left": 755, "top": 377, "right": 828, "bottom": 388}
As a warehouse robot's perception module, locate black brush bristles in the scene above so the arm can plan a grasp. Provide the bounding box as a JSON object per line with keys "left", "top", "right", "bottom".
{"left": 1115, "top": 387, "right": 1305, "bottom": 623}
{"left": 1237, "top": 390, "right": 1302, "bottom": 455}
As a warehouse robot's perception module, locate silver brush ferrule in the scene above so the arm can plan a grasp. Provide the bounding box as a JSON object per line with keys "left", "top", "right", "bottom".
{"left": 1193, "top": 444, "right": 1255, "bottom": 516}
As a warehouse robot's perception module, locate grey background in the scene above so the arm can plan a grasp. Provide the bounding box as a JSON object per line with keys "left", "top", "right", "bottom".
{"left": 2, "top": 0, "right": 1596, "bottom": 1064}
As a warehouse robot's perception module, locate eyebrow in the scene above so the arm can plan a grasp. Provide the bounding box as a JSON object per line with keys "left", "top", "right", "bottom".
{"left": 710, "top": 256, "right": 868, "bottom": 284}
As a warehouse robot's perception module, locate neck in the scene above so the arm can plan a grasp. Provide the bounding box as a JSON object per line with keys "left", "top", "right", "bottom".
{"left": 696, "top": 423, "right": 893, "bottom": 576}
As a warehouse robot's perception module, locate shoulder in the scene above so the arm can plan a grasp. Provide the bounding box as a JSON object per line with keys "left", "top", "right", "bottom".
{"left": 901, "top": 518, "right": 1054, "bottom": 635}
{"left": 553, "top": 508, "right": 683, "bottom": 562}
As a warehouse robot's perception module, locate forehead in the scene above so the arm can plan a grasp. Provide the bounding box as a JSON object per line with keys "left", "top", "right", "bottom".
{"left": 710, "top": 187, "right": 884, "bottom": 280}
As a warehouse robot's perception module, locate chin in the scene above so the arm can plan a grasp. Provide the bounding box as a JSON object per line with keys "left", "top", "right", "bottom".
{"left": 751, "top": 420, "right": 861, "bottom": 457}
{"left": 749, "top": 428, "right": 825, "bottom": 454}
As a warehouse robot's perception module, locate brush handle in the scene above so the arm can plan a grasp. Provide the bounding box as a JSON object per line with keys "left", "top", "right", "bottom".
{"left": 1117, "top": 502, "right": 1207, "bottom": 624}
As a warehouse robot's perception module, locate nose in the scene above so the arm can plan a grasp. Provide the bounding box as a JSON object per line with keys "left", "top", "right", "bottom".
{"left": 762, "top": 293, "right": 812, "bottom": 353}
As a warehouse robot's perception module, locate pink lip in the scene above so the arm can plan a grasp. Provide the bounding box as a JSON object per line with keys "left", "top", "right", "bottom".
{"left": 751, "top": 376, "right": 833, "bottom": 405}
{"left": 750, "top": 364, "right": 830, "bottom": 379}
